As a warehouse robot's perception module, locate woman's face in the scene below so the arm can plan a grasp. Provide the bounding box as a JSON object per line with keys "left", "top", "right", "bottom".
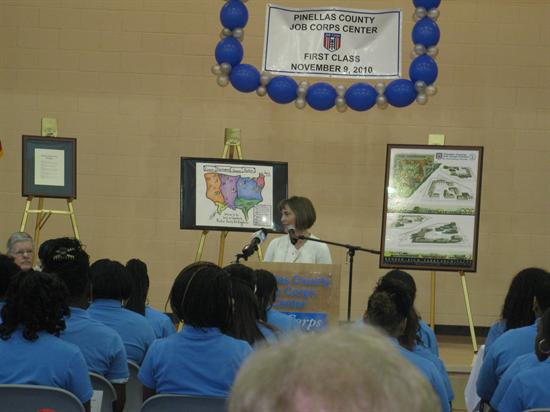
{"left": 280, "top": 205, "right": 297, "bottom": 232}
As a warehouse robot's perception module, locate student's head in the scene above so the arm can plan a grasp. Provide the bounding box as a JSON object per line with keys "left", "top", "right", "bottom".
{"left": 229, "top": 326, "right": 439, "bottom": 412}
{"left": 535, "top": 309, "right": 550, "bottom": 362}
{"left": 40, "top": 238, "right": 90, "bottom": 301}
{"left": 381, "top": 269, "right": 417, "bottom": 302}
{"left": 90, "top": 259, "right": 132, "bottom": 302}
{"left": 533, "top": 270, "right": 550, "bottom": 317}
{"left": 0, "top": 254, "right": 21, "bottom": 299}
{"left": 6, "top": 232, "right": 34, "bottom": 271}
{"left": 278, "top": 196, "right": 316, "bottom": 231}
{"left": 125, "top": 258, "right": 150, "bottom": 315}
{"left": 224, "top": 263, "right": 257, "bottom": 291}
{"left": 228, "top": 277, "right": 264, "bottom": 345}
{"left": 169, "top": 262, "right": 232, "bottom": 330}
{"left": 255, "top": 269, "right": 278, "bottom": 321}
{"left": 501, "top": 267, "right": 547, "bottom": 330}
{"left": 0, "top": 270, "right": 69, "bottom": 341}
{"left": 364, "top": 281, "right": 413, "bottom": 338}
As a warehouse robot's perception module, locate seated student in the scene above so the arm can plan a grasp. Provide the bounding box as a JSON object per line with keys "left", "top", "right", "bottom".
{"left": 363, "top": 282, "right": 450, "bottom": 412}
{"left": 229, "top": 325, "right": 440, "bottom": 412}
{"left": 0, "top": 270, "right": 93, "bottom": 411}
{"left": 255, "top": 269, "right": 300, "bottom": 335}
{"left": 496, "top": 308, "right": 550, "bottom": 412}
{"left": 41, "top": 238, "right": 129, "bottom": 412}
{"left": 125, "top": 258, "right": 176, "bottom": 338}
{"left": 138, "top": 262, "right": 253, "bottom": 399}
{"left": 485, "top": 267, "right": 544, "bottom": 353}
{"left": 0, "top": 254, "right": 20, "bottom": 322}
{"left": 477, "top": 269, "right": 550, "bottom": 403}
{"left": 88, "top": 259, "right": 155, "bottom": 365}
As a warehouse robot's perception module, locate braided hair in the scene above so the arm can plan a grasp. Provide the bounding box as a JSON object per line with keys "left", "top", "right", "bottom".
{"left": 125, "top": 258, "right": 149, "bottom": 315}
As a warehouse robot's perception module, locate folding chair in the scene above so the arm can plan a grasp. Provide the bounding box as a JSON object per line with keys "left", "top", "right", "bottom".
{"left": 123, "top": 361, "right": 142, "bottom": 412}
{"left": 0, "top": 384, "right": 85, "bottom": 412}
{"left": 90, "top": 372, "right": 118, "bottom": 412}
{"left": 140, "top": 394, "right": 227, "bottom": 412}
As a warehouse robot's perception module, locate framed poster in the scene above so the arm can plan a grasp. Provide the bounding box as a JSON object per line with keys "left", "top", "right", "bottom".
{"left": 180, "top": 157, "right": 288, "bottom": 232}
{"left": 22, "top": 135, "right": 77, "bottom": 199}
{"left": 380, "top": 144, "right": 484, "bottom": 272}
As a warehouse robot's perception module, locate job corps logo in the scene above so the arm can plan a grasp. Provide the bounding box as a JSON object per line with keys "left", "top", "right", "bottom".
{"left": 323, "top": 32, "right": 341, "bottom": 52}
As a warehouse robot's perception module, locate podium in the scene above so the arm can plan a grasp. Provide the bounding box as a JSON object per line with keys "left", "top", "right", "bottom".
{"left": 247, "top": 262, "right": 341, "bottom": 331}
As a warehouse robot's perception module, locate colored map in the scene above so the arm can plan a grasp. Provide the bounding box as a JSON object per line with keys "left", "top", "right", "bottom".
{"left": 204, "top": 172, "right": 265, "bottom": 220}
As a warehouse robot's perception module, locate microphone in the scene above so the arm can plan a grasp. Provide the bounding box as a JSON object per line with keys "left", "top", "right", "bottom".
{"left": 241, "top": 229, "right": 267, "bottom": 260}
{"left": 287, "top": 225, "right": 298, "bottom": 245}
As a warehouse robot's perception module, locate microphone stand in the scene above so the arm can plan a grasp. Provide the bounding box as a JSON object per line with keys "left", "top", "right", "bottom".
{"left": 296, "top": 234, "right": 380, "bottom": 322}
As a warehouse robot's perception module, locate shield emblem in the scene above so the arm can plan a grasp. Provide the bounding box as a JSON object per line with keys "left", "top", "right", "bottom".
{"left": 323, "top": 32, "right": 341, "bottom": 52}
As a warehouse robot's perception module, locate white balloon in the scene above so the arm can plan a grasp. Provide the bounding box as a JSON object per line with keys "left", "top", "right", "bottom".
{"left": 297, "top": 86, "right": 308, "bottom": 97}
{"left": 299, "top": 80, "right": 310, "bottom": 89}
{"left": 217, "top": 74, "right": 229, "bottom": 87}
{"left": 220, "top": 63, "right": 232, "bottom": 74}
{"left": 428, "top": 8, "right": 440, "bottom": 21}
{"left": 222, "top": 28, "right": 232, "bottom": 37}
{"left": 376, "top": 95, "right": 388, "bottom": 109}
{"left": 414, "top": 44, "right": 426, "bottom": 55}
{"left": 256, "top": 86, "right": 267, "bottom": 96}
{"left": 233, "top": 28, "right": 244, "bottom": 40}
{"left": 415, "top": 80, "right": 427, "bottom": 92}
{"left": 426, "top": 85, "right": 438, "bottom": 96}
{"left": 295, "top": 97, "right": 306, "bottom": 109}
{"left": 337, "top": 104, "right": 347, "bottom": 113}
{"left": 427, "top": 46, "right": 439, "bottom": 58}
{"left": 416, "top": 93, "right": 428, "bottom": 105}
{"left": 336, "top": 85, "right": 346, "bottom": 97}
{"left": 335, "top": 96, "right": 346, "bottom": 107}
{"left": 375, "top": 82, "right": 386, "bottom": 94}
{"left": 415, "top": 7, "right": 427, "bottom": 18}
{"left": 211, "top": 64, "right": 222, "bottom": 75}
{"left": 260, "top": 72, "right": 272, "bottom": 86}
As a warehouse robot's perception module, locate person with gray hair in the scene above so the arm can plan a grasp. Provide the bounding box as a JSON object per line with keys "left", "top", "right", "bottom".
{"left": 6, "top": 232, "right": 33, "bottom": 271}
{"left": 229, "top": 325, "right": 440, "bottom": 412}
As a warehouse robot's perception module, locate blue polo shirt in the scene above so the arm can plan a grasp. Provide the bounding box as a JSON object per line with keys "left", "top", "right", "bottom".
{"left": 485, "top": 320, "right": 506, "bottom": 354}
{"left": 138, "top": 326, "right": 252, "bottom": 397}
{"left": 145, "top": 306, "right": 176, "bottom": 339}
{"left": 88, "top": 299, "right": 155, "bottom": 365}
{"left": 491, "top": 352, "right": 539, "bottom": 408}
{"left": 414, "top": 344, "right": 454, "bottom": 402}
{"left": 417, "top": 320, "right": 440, "bottom": 356}
{"left": 497, "top": 359, "right": 550, "bottom": 412}
{"left": 477, "top": 321, "right": 537, "bottom": 401}
{"left": 61, "top": 307, "right": 129, "bottom": 381}
{"left": 258, "top": 323, "right": 278, "bottom": 345}
{"left": 267, "top": 309, "right": 300, "bottom": 335}
{"left": 0, "top": 329, "right": 93, "bottom": 404}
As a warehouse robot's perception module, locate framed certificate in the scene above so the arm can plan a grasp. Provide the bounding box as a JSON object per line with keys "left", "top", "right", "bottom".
{"left": 22, "top": 135, "right": 77, "bottom": 199}
{"left": 380, "top": 144, "right": 484, "bottom": 272}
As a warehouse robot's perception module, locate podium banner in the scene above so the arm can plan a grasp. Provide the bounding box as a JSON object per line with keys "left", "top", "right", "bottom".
{"left": 262, "top": 4, "right": 402, "bottom": 79}
{"left": 248, "top": 262, "right": 341, "bottom": 331}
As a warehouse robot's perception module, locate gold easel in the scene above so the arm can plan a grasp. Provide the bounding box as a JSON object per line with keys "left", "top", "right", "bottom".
{"left": 427, "top": 134, "right": 478, "bottom": 353}
{"left": 195, "top": 128, "right": 264, "bottom": 266}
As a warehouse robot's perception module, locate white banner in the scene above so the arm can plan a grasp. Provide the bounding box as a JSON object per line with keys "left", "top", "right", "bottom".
{"left": 262, "top": 5, "right": 402, "bottom": 79}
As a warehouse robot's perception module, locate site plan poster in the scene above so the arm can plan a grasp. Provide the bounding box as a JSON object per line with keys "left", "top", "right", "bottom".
{"left": 380, "top": 145, "right": 484, "bottom": 272}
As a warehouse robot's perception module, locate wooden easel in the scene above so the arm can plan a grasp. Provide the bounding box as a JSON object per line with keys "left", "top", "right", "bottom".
{"left": 428, "top": 134, "right": 478, "bottom": 353}
{"left": 194, "top": 128, "right": 264, "bottom": 266}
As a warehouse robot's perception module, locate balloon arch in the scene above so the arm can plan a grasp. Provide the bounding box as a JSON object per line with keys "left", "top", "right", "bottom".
{"left": 212, "top": 0, "right": 441, "bottom": 112}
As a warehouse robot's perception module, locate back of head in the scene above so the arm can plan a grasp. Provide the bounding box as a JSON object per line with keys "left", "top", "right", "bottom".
{"left": 365, "top": 281, "right": 413, "bottom": 337}
{"left": 40, "top": 237, "right": 90, "bottom": 299}
{"left": 90, "top": 259, "right": 132, "bottom": 301}
{"left": 278, "top": 196, "right": 316, "bottom": 230}
{"left": 228, "top": 277, "right": 264, "bottom": 345}
{"left": 502, "top": 267, "right": 547, "bottom": 329}
{"left": 381, "top": 269, "right": 417, "bottom": 301}
{"left": 255, "top": 269, "right": 278, "bottom": 321}
{"left": 534, "top": 270, "right": 550, "bottom": 313}
{"left": 6, "top": 232, "right": 33, "bottom": 254}
{"left": 229, "top": 326, "right": 439, "bottom": 412}
{"left": 224, "top": 263, "right": 256, "bottom": 291}
{"left": 0, "top": 254, "right": 21, "bottom": 298}
{"left": 0, "top": 270, "right": 69, "bottom": 341}
{"left": 125, "top": 258, "right": 150, "bottom": 315}
{"left": 169, "top": 261, "right": 231, "bottom": 330}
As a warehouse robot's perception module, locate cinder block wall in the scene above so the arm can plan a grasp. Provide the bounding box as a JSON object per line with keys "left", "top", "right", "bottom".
{"left": 1, "top": 0, "right": 548, "bottom": 325}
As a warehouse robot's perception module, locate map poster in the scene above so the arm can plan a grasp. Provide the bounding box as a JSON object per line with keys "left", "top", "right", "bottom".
{"left": 380, "top": 145, "right": 484, "bottom": 272}
{"left": 180, "top": 157, "right": 288, "bottom": 232}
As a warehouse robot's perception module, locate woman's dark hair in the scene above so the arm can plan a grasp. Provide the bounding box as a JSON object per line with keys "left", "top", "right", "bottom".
{"left": 0, "top": 254, "right": 21, "bottom": 298}
{"left": 90, "top": 259, "right": 132, "bottom": 301}
{"left": 224, "top": 264, "right": 257, "bottom": 291}
{"left": 125, "top": 259, "right": 150, "bottom": 315}
{"left": 169, "top": 262, "right": 232, "bottom": 331}
{"left": 278, "top": 196, "right": 316, "bottom": 230}
{"left": 255, "top": 269, "right": 278, "bottom": 322}
{"left": 0, "top": 270, "right": 69, "bottom": 341}
{"left": 365, "top": 280, "right": 413, "bottom": 338}
{"left": 40, "top": 237, "right": 90, "bottom": 299}
{"left": 228, "top": 277, "right": 266, "bottom": 345}
{"left": 501, "top": 267, "right": 547, "bottom": 331}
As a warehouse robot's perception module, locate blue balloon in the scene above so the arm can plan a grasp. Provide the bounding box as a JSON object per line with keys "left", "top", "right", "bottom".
{"left": 344, "top": 83, "right": 377, "bottom": 111}
{"left": 306, "top": 83, "right": 337, "bottom": 111}
{"left": 412, "top": 18, "right": 440, "bottom": 47}
{"left": 215, "top": 37, "right": 243, "bottom": 66}
{"left": 220, "top": 0, "right": 249, "bottom": 30}
{"left": 385, "top": 79, "right": 417, "bottom": 108}
{"left": 266, "top": 76, "right": 298, "bottom": 104}
{"left": 409, "top": 55, "right": 438, "bottom": 85}
{"left": 229, "top": 64, "right": 260, "bottom": 93}
{"left": 413, "top": 0, "right": 441, "bottom": 9}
